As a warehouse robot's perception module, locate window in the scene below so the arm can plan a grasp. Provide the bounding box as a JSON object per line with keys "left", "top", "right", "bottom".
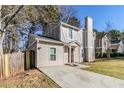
{"left": 69, "top": 28, "right": 73, "bottom": 39}
{"left": 64, "top": 46, "right": 68, "bottom": 53}
{"left": 81, "top": 49, "right": 84, "bottom": 57}
{"left": 50, "top": 48, "right": 56, "bottom": 61}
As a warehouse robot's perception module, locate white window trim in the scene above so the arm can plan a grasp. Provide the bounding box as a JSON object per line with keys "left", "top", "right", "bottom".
{"left": 69, "top": 28, "right": 73, "bottom": 40}
{"left": 49, "top": 46, "right": 57, "bottom": 62}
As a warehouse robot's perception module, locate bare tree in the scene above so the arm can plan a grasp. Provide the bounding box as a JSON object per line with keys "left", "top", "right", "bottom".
{"left": 0, "top": 5, "right": 77, "bottom": 53}
{"left": 58, "top": 6, "right": 75, "bottom": 22}
{"left": 0, "top": 5, "right": 24, "bottom": 55}
{"left": 104, "top": 21, "right": 113, "bottom": 58}
{"left": 43, "top": 6, "right": 76, "bottom": 36}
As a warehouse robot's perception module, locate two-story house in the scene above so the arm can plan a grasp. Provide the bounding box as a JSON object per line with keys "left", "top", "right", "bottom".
{"left": 28, "top": 16, "right": 96, "bottom": 67}
{"left": 96, "top": 32, "right": 124, "bottom": 55}
{"left": 95, "top": 34, "right": 110, "bottom": 54}
{"left": 44, "top": 21, "right": 83, "bottom": 64}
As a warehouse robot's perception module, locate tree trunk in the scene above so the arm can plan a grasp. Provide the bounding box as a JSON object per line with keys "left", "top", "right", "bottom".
{"left": 101, "top": 51, "right": 103, "bottom": 58}
{"left": 107, "top": 49, "right": 111, "bottom": 59}
{"left": 0, "top": 32, "right": 5, "bottom": 55}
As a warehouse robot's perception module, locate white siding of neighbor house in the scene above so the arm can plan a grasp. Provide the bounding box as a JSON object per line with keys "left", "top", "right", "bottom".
{"left": 117, "top": 41, "right": 124, "bottom": 53}
{"left": 36, "top": 41, "right": 64, "bottom": 67}
{"left": 102, "top": 35, "right": 109, "bottom": 53}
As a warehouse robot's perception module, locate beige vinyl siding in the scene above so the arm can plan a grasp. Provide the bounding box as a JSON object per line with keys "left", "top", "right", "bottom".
{"left": 60, "top": 24, "right": 83, "bottom": 63}
{"left": 60, "top": 25, "right": 82, "bottom": 44}
{"left": 83, "top": 17, "right": 95, "bottom": 62}
{"left": 36, "top": 41, "right": 64, "bottom": 67}
{"left": 74, "top": 46, "right": 80, "bottom": 63}
{"left": 63, "top": 46, "right": 68, "bottom": 64}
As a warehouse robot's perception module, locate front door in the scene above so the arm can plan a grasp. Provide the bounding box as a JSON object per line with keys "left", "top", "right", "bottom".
{"left": 67, "top": 47, "right": 74, "bottom": 64}
{"left": 30, "top": 50, "right": 35, "bottom": 69}
{"left": 71, "top": 48, "right": 74, "bottom": 63}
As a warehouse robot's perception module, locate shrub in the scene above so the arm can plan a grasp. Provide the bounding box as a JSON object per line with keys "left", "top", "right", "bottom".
{"left": 110, "top": 52, "right": 124, "bottom": 57}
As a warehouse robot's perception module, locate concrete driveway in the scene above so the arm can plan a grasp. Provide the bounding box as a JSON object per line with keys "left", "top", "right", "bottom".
{"left": 39, "top": 65, "right": 124, "bottom": 88}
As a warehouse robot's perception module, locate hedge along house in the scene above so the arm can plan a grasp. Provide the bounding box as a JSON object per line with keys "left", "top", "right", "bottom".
{"left": 28, "top": 16, "right": 96, "bottom": 67}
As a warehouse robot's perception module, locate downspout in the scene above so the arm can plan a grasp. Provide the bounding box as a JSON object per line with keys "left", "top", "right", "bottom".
{"left": 79, "top": 45, "right": 80, "bottom": 63}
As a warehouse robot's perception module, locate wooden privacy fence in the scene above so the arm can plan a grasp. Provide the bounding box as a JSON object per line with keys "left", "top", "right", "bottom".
{"left": 0, "top": 52, "right": 24, "bottom": 78}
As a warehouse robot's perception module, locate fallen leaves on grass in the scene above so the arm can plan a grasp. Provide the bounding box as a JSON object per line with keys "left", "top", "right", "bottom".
{"left": 0, "top": 69, "right": 60, "bottom": 88}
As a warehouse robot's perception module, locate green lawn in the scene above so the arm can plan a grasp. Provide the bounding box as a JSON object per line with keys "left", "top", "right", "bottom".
{"left": 82, "top": 57, "right": 124, "bottom": 80}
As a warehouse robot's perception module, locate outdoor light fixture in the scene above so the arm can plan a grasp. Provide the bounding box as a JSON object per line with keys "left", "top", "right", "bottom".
{"left": 38, "top": 47, "right": 42, "bottom": 50}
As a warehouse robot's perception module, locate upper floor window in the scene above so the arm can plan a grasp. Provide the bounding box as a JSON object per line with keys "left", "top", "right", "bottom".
{"left": 69, "top": 28, "right": 73, "bottom": 39}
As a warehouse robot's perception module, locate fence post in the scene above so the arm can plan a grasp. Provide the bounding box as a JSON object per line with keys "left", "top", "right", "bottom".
{"left": 2, "top": 55, "right": 5, "bottom": 77}
{"left": 25, "top": 50, "right": 30, "bottom": 70}
{"left": 0, "top": 52, "right": 25, "bottom": 78}
{"left": 21, "top": 53, "right": 24, "bottom": 71}
{"left": 5, "top": 54, "right": 10, "bottom": 77}
{"left": 0, "top": 55, "right": 2, "bottom": 78}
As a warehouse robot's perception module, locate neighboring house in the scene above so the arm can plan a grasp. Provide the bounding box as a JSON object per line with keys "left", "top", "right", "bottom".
{"left": 110, "top": 40, "right": 124, "bottom": 53}
{"left": 109, "top": 43, "right": 120, "bottom": 53}
{"left": 95, "top": 34, "right": 109, "bottom": 54}
{"left": 101, "top": 34, "right": 110, "bottom": 53}
{"left": 117, "top": 40, "right": 124, "bottom": 53}
{"left": 28, "top": 16, "right": 96, "bottom": 67}
{"left": 95, "top": 34, "right": 102, "bottom": 53}
{"left": 96, "top": 32, "right": 124, "bottom": 54}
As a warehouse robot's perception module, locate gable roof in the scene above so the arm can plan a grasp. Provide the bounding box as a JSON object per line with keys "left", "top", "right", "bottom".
{"left": 111, "top": 40, "right": 121, "bottom": 44}
{"left": 60, "top": 22, "right": 80, "bottom": 31}
{"left": 110, "top": 44, "right": 120, "bottom": 49}
{"left": 95, "top": 32, "right": 106, "bottom": 39}
{"left": 30, "top": 34, "right": 64, "bottom": 45}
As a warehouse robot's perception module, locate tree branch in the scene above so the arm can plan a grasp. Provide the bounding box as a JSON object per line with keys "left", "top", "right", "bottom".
{"left": 3, "top": 5, "right": 24, "bottom": 30}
